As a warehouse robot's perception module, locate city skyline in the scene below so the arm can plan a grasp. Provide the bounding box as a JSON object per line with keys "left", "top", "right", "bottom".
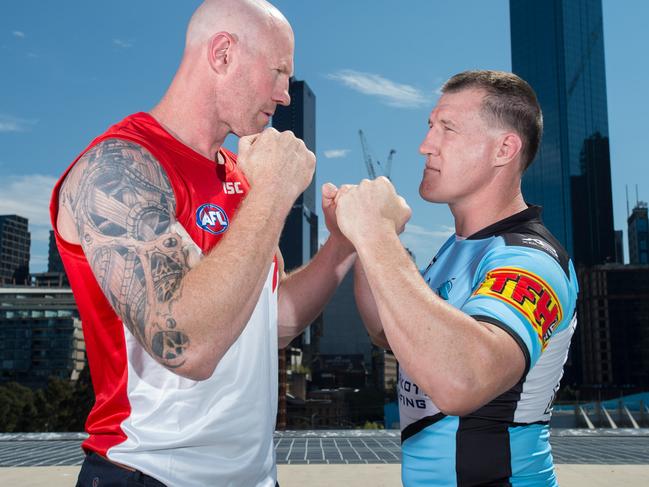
{"left": 1, "top": 0, "right": 647, "bottom": 271}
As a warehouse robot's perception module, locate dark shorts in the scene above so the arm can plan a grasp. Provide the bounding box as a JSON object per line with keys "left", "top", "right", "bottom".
{"left": 76, "top": 451, "right": 280, "bottom": 487}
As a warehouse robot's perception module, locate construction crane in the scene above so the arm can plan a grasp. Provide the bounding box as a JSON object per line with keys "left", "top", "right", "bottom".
{"left": 358, "top": 129, "right": 396, "bottom": 180}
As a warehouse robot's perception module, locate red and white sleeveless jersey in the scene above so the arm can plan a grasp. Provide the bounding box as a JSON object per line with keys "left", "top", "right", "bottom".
{"left": 50, "top": 113, "right": 280, "bottom": 487}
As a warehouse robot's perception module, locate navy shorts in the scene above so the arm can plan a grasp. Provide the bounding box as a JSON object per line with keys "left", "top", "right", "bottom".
{"left": 76, "top": 451, "right": 281, "bottom": 486}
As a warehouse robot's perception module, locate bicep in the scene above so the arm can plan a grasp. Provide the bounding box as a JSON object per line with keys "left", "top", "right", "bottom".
{"left": 476, "top": 320, "right": 527, "bottom": 391}
{"left": 64, "top": 139, "right": 198, "bottom": 369}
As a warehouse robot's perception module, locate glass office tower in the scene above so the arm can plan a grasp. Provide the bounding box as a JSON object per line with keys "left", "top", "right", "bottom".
{"left": 510, "top": 0, "right": 615, "bottom": 265}
{"left": 628, "top": 202, "right": 649, "bottom": 265}
{"left": 0, "top": 215, "right": 31, "bottom": 285}
{"left": 272, "top": 79, "right": 318, "bottom": 273}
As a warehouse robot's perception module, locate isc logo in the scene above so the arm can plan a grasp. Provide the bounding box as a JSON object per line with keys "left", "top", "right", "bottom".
{"left": 196, "top": 203, "right": 229, "bottom": 235}
{"left": 223, "top": 181, "right": 244, "bottom": 194}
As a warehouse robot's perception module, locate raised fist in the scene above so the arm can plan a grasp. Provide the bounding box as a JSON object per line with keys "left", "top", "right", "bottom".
{"left": 335, "top": 177, "right": 411, "bottom": 245}
{"left": 237, "top": 128, "right": 315, "bottom": 204}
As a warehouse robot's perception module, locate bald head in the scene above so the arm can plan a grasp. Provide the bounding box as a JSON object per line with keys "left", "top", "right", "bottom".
{"left": 186, "top": 0, "right": 292, "bottom": 50}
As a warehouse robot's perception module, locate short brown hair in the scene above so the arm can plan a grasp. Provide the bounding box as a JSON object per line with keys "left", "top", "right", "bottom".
{"left": 442, "top": 70, "right": 543, "bottom": 171}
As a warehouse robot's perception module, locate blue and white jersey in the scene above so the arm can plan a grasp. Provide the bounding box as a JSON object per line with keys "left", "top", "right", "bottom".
{"left": 399, "top": 206, "right": 578, "bottom": 487}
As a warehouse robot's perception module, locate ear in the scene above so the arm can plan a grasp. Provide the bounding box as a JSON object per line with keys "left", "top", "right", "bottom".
{"left": 494, "top": 132, "right": 523, "bottom": 168}
{"left": 207, "top": 32, "right": 235, "bottom": 75}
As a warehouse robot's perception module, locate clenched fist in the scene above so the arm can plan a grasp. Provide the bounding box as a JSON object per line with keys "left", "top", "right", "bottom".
{"left": 334, "top": 177, "right": 411, "bottom": 245}
{"left": 237, "top": 127, "right": 315, "bottom": 206}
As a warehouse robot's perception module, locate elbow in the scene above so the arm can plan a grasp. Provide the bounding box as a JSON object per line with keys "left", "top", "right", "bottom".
{"left": 180, "top": 362, "right": 217, "bottom": 382}
{"left": 161, "top": 349, "right": 222, "bottom": 382}
{"left": 425, "top": 376, "right": 482, "bottom": 417}
{"left": 369, "top": 331, "right": 390, "bottom": 350}
{"left": 278, "top": 335, "right": 294, "bottom": 349}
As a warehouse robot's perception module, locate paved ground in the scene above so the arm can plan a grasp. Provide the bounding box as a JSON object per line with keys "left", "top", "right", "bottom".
{"left": 1, "top": 430, "right": 648, "bottom": 467}
{"left": 1, "top": 465, "right": 649, "bottom": 487}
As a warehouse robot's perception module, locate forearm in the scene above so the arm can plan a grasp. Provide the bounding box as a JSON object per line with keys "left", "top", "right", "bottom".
{"left": 354, "top": 229, "right": 508, "bottom": 413}
{"left": 277, "top": 235, "right": 356, "bottom": 347}
{"left": 353, "top": 260, "right": 390, "bottom": 349}
{"left": 162, "top": 190, "right": 292, "bottom": 378}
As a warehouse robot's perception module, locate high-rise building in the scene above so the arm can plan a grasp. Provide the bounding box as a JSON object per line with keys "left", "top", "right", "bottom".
{"left": 32, "top": 230, "right": 70, "bottom": 287}
{"left": 0, "top": 215, "right": 31, "bottom": 285}
{"left": 0, "top": 287, "right": 85, "bottom": 387}
{"left": 272, "top": 78, "right": 319, "bottom": 428}
{"left": 613, "top": 230, "right": 624, "bottom": 264}
{"left": 628, "top": 202, "right": 648, "bottom": 265}
{"left": 48, "top": 230, "right": 64, "bottom": 273}
{"left": 272, "top": 78, "right": 319, "bottom": 348}
{"left": 272, "top": 78, "right": 318, "bottom": 272}
{"left": 576, "top": 265, "right": 649, "bottom": 396}
{"left": 510, "top": 0, "right": 615, "bottom": 265}
{"left": 320, "top": 273, "right": 374, "bottom": 368}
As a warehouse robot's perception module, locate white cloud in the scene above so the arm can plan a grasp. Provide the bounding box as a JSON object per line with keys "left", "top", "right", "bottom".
{"left": 403, "top": 223, "right": 455, "bottom": 238}
{"left": 113, "top": 38, "right": 133, "bottom": 48}
{"left": 324, "top": 149, "right": 351, "bottom": 159}
{"left": 0, "top": 175, "right": 57, "bottom": 238}
{"left": 328, "top": 69, "right": 432, "bottom": 108}
{"left": 0, "top": 114, "right": 38, "bottom": 133}
{"left": 12, "top": 31, "right": 25, "bottom": 38}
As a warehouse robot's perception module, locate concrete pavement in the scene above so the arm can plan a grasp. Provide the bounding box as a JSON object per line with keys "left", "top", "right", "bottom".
{"left": 1, "top": 464, "right": 648, "bottom": 486}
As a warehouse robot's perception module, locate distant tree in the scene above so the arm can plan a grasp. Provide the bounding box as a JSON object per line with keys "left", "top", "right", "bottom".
{"left": 69, "top": 365, "right": 95, "bottom": 431}
{"left": 0, "top": 366, "right": 95, "bottom": 433}
{"left": 0, "top": 382, "right": 37, "bottom": 432}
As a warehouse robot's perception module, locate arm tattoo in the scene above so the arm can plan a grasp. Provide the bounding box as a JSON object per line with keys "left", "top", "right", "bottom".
{"left": 61, "top": 139, "right": 195, "bottom": 370}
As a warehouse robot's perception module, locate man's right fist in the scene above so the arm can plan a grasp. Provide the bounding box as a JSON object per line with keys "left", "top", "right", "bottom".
{"left": 237, "top": 128, "right": 315, "bottom": 203}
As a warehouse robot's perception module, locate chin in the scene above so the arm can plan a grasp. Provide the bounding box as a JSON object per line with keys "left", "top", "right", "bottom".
{"left": 419, "top": 181, "right": 447, "bottom": 203}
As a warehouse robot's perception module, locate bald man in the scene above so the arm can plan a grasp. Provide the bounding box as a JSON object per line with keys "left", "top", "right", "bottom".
{"left": 51, "top": 1, "right": 355, "bottom": 486}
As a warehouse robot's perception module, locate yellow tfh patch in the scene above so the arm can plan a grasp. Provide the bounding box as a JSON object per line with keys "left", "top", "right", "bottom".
{"left": 473, "top": 267, "right": 563, "bottom": 350}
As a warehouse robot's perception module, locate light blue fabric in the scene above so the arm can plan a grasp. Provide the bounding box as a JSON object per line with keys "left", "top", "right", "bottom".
{"left": 402, "top": 416, "right": 459, "bottom": 487}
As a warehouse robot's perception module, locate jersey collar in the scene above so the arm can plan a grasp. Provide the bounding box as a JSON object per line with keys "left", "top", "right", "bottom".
{"left": 467, "top": 205, "right": 543, "bottom": 240}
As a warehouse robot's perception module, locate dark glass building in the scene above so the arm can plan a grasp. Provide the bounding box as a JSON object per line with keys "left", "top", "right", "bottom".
{"left": 628, "top": 202, "right": 648, "bottom": 265}
{"left": 577, "top": 265, "right": 649, "bottom": 396}
{"left": 0, "top": 287, "right": 85, "bottom": 388}
{"left": 613, "top": 230, "right": 624, "bottom": 264}
{"left": 48, "top": 230, "right": 64, "bottom": 273}
{"left": 272, "top": 78, "right": 319, "bottom": 428}
{"left": 510, "top": 0, "right": 615, "bottom": 265}
{"left": 32, "top": 230, "right": 70, "bottom": 288}
{"left": 320, "top": 273, "right": 373, "bottom": 367}
{"left": 0, "top": 215, "right": 31, "bottom": 286}
{"left": 272, "top": 78, "right": 318, "bottom": 274}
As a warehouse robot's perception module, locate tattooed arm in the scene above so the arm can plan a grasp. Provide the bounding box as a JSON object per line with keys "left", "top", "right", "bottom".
{"left": 59, "top": 131, "right": 314, "bottom": 380}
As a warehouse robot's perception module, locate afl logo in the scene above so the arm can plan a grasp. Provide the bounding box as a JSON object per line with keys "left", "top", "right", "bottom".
{"left": 196, "top": 203, "right": 229, "bottom": 235}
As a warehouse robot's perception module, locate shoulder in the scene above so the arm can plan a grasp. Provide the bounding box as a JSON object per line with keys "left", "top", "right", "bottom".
{"left": 59, "top": 137, "right": 176, "bottom": 241}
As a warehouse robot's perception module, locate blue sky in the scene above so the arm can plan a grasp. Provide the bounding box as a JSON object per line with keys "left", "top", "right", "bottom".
{"left": 1, "top": 0, "right": 647, "bottom": 272}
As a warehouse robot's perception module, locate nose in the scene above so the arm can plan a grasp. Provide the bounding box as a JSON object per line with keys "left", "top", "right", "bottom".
{"left": 419, "top": 128, "right": 439, "bottom": 156}
{"left": 274, "top": 79, "right": 291, "bottom": 107}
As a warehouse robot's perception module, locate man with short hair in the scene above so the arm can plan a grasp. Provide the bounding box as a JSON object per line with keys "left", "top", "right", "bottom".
{"left": 51, "top": 1, "right": 355, "bottom": 486}
{"left": 335, "top": 70, "right": 578, "bottom": 486}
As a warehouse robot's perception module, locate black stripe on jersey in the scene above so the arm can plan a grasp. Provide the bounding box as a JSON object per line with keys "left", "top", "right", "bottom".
{"left": 466, "top": 205, "right": 571, "bottom": 278}
{"left": 510, "top": 420, "right": 549, "bottom": 427}
{"left": 471, "top": 315, "right": 531, "bottom": 377}
{"left": 401, "top": 413, "right": 446, "bottom": 443}
{"left": 456, "top": 416, "right": 513, "bottom": 487}
{"left": 456, "top": 377, "right": 525, "bottom": 486}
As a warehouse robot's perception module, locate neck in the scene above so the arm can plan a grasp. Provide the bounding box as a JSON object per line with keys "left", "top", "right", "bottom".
{"left": 450, "top": 184, "right": 527, "bottom": 238}
{"left": 150, "top": 69, "right": 229, "bottom": 160}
